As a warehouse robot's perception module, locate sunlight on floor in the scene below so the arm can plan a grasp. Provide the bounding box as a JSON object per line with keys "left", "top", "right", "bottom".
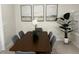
{"left": 54, "top": 41, "right": 79, "bottom": 54}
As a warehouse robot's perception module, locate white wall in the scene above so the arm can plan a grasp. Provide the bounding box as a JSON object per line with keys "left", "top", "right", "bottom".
{"left": 1, "top": 5, "right": 16, "bottom": 49}
{"left": 58, "top": 4, "right": 79, "bottom": 17}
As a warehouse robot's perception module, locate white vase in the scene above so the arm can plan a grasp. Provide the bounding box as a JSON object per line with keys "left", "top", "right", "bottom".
{"left": 64, "top": 38, "right": 69, "bottom": 44}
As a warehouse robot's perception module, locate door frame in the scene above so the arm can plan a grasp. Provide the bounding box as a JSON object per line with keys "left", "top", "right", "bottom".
{"left": 0, "top": 5, "right": 5, "bottom": 51}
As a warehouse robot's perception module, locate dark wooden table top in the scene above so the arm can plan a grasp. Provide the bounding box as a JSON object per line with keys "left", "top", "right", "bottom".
{"left": 10, "top": 31, "right": 52, "bottom": 52}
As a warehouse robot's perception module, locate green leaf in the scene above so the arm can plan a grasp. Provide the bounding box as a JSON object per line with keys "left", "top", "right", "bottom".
{"left": 60, "top": 17, "right": 64, "bottom": 21}
{"left": 60, "top": 26, "right": 66, "bottom": 30}
{"left": 67, "top": 28, "right": 71, "bottom": 30}
{"left": 68, "top": 30, "right": 73, "bottom": 33}
{"left": 68, "top": 21, "right": 71, "bottom": 24}
{"left": 60, "top": 30, "right": 65, "bottom": 32}
{"left": 62, "top": 24, "right": 69, "bottom": 27}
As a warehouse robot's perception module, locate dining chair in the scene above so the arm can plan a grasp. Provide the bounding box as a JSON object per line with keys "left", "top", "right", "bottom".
{"left": 48, "top": 32, "right": 53, "bottom": 39}
{"left": 19, "top": 31, "right": 25, "bottom": 39}
{"left": 15, "top": 51, "right": 36, "bottom": 54}
{"left": 50, "top": 35, "right": 56, "bottom": 48}
{"left": 12, "top": 35, "right": 19, "bottom": 44}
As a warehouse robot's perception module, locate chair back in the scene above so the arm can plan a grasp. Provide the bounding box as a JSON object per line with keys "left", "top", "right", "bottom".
{"left": 50, "top": 35, "right": 56, "bottom": 48}
{"left": 48, "top": 32, "right": 53, "bottom": 39}
{"left": 12, "top": 35, "right": 19, "bottom": 44}
{"left": 19, "top": 31, "right": 25, "bottom": 39}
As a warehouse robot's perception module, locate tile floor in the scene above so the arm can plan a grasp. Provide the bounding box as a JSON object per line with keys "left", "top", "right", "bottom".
{"left": 54, "top": 41, "right": 79, "bottom": 54}
{"left": 0, "top": 41, "right": 79, "bottom": 54}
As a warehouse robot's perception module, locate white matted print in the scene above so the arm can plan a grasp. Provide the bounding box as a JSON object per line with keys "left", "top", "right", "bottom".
{"left": 33, "top": 4, "right": 44, "bottom": 21}
{"left": 21, "top": 5, "right": 32, "bottom": 22}
{"left": 46, "top": 4, "right": 58, "bottom": 21}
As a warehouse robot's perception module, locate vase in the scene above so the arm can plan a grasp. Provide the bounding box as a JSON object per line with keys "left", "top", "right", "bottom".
{"left": 64, "top": 38, "right": 69, "bottom": 44}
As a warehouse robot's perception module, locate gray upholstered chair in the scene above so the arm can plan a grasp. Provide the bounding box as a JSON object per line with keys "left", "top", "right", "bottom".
{"left": 19, "top": 31, "right": 25, "bottom": 39}
{"left": 48, "top": 32, "right": 56, "bottom": 48}
{"left": 50, "top": 35, "right": 56, "bottom": 48}
{"left": 48, "top": 32, "right": 53, "bottom": 39}
{"left": 12, "top": 35, "right": 19, "bottom": 44}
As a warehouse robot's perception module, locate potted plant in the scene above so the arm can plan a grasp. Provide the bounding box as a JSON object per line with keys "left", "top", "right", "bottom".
{"left": 57, "top": 13, "right": 73, "bottom": 44}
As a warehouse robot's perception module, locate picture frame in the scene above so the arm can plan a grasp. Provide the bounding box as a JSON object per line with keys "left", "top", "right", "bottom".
{"left": 33, "top": 4, "right": 44, "bottom": 22}
{"left": 20, "top": 5, "right": 32, "bottom": 22}
{"left": 46, "top": 4, "right": 58, "bottom": 21}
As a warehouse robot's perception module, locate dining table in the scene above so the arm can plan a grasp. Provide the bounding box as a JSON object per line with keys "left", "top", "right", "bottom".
{"left": 9, "top": 31, "right": 52, "bottom": 53}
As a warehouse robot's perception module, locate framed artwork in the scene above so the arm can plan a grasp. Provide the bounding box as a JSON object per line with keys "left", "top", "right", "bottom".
{"left": 46, "top": 4, "right": 58, "bottom": 21}
{"left": 20, "top": 5, "right": 32, "bottom": 22}
{"left": 33, "top": 4, "right": 44, "bottom": 22}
